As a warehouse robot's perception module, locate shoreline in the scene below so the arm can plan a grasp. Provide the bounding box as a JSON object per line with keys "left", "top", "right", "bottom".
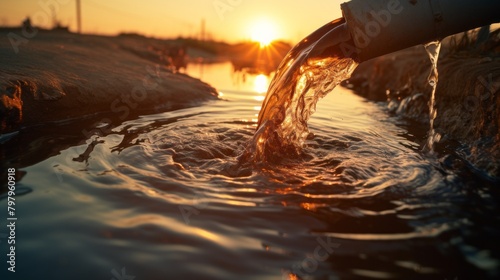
{"left": 0, "top": 30, "right": 220, "bottom": 133}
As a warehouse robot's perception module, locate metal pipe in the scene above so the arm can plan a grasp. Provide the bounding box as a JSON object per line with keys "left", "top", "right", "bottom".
{"left": 338, "top": 0, "right": 500, "bottom": 62}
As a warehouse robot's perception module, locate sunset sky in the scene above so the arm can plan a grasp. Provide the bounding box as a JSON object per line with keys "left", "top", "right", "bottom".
{"left": 1, "top": 0, "right": 344, "bottom": 43}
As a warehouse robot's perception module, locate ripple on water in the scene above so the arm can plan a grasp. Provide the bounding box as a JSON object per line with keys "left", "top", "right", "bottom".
{"left": 8, "top": 89, "right": 500, "bottom": 279}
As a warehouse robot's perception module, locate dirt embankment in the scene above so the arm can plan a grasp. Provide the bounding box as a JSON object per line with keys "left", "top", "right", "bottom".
{"left": 345, "top": 31, "right": 500, "bottom": 178}
{"left": 0, "top": 30, "right": 219, "bottom": 133}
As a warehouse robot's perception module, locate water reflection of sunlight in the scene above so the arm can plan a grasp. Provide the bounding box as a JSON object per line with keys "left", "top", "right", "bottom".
{"left": 254, "top": 74, "right": 269, "bottom": 94}
{"left": 193, "top": 228, "right": 222, "bottom": 243}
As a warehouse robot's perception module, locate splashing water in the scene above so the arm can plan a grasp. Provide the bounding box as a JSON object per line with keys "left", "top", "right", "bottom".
{"left": 242, "top": 19, "right": 358, "bottom": 164}
{"left": 424, "top": 41, "right": 442, "bottom": 152}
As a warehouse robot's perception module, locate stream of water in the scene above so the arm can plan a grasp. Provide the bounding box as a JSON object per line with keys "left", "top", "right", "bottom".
{"left": 424, "top": 41, "right": 442, "bottom": 153}
{"left": 1, "top": 27, "right": 499, "bottom": 280}
{"left": 242, "top": 19, "right": 358, "bottom": 165}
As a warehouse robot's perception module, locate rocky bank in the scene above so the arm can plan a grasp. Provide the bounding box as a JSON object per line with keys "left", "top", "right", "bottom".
{"left": 344, "top": 30, "right": 500, "bottom": 179}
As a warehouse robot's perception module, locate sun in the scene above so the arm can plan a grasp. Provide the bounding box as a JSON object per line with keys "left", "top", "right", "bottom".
{"left": 250, "top": 19, "right": 278, "bottom": 47}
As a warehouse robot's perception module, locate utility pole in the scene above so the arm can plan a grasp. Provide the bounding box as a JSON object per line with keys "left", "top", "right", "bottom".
{"left": 50, "top": 6, "right": 57, "bottom": 28}
{"left": 76, "top": 0, "right": 81, "bottom": 33}
{"left": 200, "top": 19, "right": 205, "bottom": 41}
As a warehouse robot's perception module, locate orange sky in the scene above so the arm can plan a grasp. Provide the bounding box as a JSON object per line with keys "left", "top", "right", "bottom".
{"left": 0, "top": 0, "right": 344, "bottom": 43}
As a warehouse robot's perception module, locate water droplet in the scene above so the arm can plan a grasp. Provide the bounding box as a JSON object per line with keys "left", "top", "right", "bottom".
{"left": 429, "top": 80, "right": 435, "bottom": 87}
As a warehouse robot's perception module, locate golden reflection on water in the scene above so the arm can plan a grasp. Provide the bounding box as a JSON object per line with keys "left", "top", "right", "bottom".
{"left": 253, "top": 74, "right": 270, "bottom": 119}
{"left": 186, "top": 62, "right": 271, "bottom": 122}
{"left": 300, "top": 202, "right": 319, "bottom": 211}
{"left": 193, "top": 228, "right": 223, "bottom": 243}
{"left": 283, "top": 273, "right": 300, "bottom": 280}
{"left": 253, "top": 74, "right": 270, "bottom": 94}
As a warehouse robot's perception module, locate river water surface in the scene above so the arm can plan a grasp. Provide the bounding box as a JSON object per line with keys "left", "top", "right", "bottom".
{"left": 1, "top": 61, "right": 499, "bottom": 279}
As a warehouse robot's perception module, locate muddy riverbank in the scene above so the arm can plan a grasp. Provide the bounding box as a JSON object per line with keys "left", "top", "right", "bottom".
{"left": 0, "top": 30, "right": 219, "bottom": 133}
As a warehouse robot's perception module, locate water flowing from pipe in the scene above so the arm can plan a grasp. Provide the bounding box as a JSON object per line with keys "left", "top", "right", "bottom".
{"left": 424, "top": 41, "right": 442, "bottom": 153}
{"left": 241, "top": 20, "right": 358, "bottom": 164}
